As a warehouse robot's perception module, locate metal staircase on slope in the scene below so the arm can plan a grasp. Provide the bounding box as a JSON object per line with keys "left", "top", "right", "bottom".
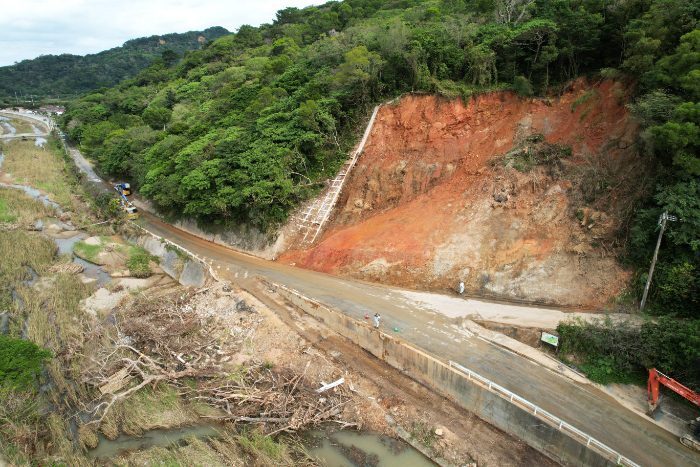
{"left": 296, "top": 105, "right": 381, "bottom": 246}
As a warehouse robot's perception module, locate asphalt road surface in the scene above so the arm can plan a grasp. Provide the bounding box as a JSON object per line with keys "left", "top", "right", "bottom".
{"left": 141, "top": 212, "right": 699, "bottom": 467}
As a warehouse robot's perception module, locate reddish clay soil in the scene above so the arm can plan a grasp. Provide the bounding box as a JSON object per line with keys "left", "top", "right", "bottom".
{"left": 281, "top": 79, "right": 648, "bottom": 309}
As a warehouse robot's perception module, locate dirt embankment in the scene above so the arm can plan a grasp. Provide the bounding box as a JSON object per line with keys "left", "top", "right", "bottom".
{"left": 281, "top": 80, "right": 647, "bottom": 309}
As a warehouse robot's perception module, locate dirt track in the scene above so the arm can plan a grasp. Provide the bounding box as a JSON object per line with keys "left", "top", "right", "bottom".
{"left": 141, "top": 211, "right": 699, "bottom": 467}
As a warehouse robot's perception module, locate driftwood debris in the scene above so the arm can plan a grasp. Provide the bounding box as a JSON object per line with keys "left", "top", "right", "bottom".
{"left": 98, "top": 367, "right": 132, "bottom": 395}
{"left": 82, "top": 291, "right": 353, "bottom": 434}
{"left": 49, "top": 263, "right": 84, "bottom": 274}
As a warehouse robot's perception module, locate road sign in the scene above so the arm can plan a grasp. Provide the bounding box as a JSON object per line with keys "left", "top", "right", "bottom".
{"left": 541, "top": 332, "right": 559, "bottom": 347}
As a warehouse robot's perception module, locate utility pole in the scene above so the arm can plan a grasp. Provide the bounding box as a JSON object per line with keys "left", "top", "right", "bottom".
{"left": 640, "top": 211, "right": 677, "bottom": 312}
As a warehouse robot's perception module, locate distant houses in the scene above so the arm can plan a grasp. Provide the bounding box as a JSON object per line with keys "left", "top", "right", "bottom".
{"left": 39, "top": 105, "right": 65, "bottom": 116}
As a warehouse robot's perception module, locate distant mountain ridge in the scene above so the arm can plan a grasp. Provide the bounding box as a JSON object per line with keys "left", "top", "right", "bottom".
{"left": 0, "top": 26, "right": 230, "bottom": 102}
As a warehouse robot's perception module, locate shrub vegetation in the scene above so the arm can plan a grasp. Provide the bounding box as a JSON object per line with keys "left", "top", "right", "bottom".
{"left": 0, "top": 336, "right": 51, "bottom": 388}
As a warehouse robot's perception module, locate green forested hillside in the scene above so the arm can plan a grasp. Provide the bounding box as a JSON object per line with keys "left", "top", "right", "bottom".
{"left": 0, "top": 26, "right": 229, "bottom": 101}
{"left": 62, "top": 0, "right": 698, "bottom": 322}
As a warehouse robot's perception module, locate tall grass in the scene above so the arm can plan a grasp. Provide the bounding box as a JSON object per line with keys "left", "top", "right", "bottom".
{"left": 73, "top": 241, "right": 102, "bottom": 264}
{"left": 0, "top": 230, "right": 56, "bottom": 284}
{"left": 1, "top": 138, "right": 73, "bottom": 208}
{"left": 0, "top": 188, "right": 55, "bottom": 225}
{"left": 0, "top": 226, "right": 94, "bottom": 465}
{"left": 6, "top": 118, "right": 34, "bottom": 134}
{"left": 126, "top": 245, "right": 154, "bottom": 278}
{"left": 0, "top": 198, "right": 15, "bottom": 222}
{"left": 237, "top": 429, "right": 290, "bottom": 464}
{"left": 119, "top": 385, "right": 192, "bottom": 436}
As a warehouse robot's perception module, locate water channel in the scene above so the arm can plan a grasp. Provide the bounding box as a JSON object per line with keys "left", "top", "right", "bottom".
{"left": 87, "top": 425, "right": 436, "bottom": 466}
{"left": 54, "top": 233, "right": 112, "bottom": 286}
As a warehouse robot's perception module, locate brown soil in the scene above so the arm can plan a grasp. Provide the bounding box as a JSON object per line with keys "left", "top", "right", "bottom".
{"left": 99, "top": 278, "right": 555, "bottom": 466}
{"left": 474, "top": 320, "right": 545, "bottom": 348}
{"left": 249, "top": 278, "right": 556, "bottom": 466}
{"left": 281, "top": 79, "right": 647, "bottom": 309}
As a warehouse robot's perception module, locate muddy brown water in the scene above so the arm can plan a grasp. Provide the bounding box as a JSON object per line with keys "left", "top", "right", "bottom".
{"left": 307, "top": 430, "right": 435, "bottom": 466}
{"left": 88, "top": 425, "right": 434, "bottom": 465}
{"left": 89, "top": 425, "right": 221, "bottom": 459}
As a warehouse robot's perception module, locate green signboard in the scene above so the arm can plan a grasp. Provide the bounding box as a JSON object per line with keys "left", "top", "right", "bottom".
{"left": 541, "top": 332, "right": 559, "bottom": 347}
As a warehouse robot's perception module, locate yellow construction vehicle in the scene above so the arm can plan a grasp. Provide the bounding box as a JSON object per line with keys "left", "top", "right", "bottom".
{"left": 125, "top": 204, "right": 139, "bottom": 220}
{"left": 113, "top": 184, "right": 138, "bottom": 219}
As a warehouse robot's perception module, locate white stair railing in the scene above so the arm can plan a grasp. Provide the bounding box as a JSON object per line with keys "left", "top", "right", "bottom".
{"left": 296, "top": 104, "right": 381, "bottom": 245}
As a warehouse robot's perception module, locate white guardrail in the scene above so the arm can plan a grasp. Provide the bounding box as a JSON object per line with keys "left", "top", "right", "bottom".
{"left": 273, "top": 282, "right": 641, "bottom": 466}
{"left": 448, "top": 361, "right": 641, "bottom": 467}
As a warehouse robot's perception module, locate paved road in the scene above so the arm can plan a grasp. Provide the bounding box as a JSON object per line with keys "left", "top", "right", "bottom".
{"left": 141, "top": 212, "right": 698, "bottom": 467}
{"left": 13, "top": 108, "right": 700, "bottom": 466}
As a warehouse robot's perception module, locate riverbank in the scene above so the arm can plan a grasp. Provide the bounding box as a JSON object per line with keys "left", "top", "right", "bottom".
{"left": 0, "top": 126, "right": 549, "bottom": 466}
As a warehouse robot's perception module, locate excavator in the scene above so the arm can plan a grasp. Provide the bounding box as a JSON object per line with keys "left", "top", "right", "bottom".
{"left": 648, "top": 368, "right": 700, "bottom": 451}
{"left": 114, "top": 183, "right": 138, "bottom": 219}
{"left": 114, "top": 182, "right": 131, "bottom": 196}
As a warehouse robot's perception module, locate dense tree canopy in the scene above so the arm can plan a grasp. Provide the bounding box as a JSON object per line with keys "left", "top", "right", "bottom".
{"left": 62, "top": 0, "right": 698, "bottom": 320}
{"left": 0, "top": 27, "right": 229, "bottom": 102}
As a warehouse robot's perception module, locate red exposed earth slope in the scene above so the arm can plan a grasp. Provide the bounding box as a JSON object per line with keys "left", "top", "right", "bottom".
{"left": 281, "top": 80, "right": 646, "bottom": 308}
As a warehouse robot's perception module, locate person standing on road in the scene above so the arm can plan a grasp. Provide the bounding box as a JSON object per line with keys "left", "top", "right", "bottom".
{"left": 458, "top": 281, "right": 465, "bottom": 295}
{"left": 373, "top": 313, "right": 381, "bottom": 329}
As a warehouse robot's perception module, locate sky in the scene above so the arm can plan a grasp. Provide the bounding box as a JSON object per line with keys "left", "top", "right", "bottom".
{"left": 0, "top": 0, "right": 320, "bottom": 66}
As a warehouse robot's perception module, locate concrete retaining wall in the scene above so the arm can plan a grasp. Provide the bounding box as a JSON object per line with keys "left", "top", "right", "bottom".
{"left": 274, "top": 284, "right": 620, "bottom": 467}
{"left": 130, "top": 234, "right": 213, "bottom": 288}
{"left": 170, "top": 217, "right": 285, "bottom": 260}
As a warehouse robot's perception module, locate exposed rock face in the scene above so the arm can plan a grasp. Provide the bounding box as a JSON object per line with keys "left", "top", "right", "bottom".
{"left": 280, "top": 80, "right": 646, "bottom": 309}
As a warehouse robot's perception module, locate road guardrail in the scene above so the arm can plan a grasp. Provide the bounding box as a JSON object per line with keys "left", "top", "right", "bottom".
{"left": 448, "top": 361, "right": 641, "bottom": 467}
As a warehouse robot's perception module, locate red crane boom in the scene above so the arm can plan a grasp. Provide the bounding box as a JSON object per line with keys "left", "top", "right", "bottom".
{"left": 648, "top": 368, "right": 700, "bottom": 412}
{"left": 648, "top": 368, "right": 700, "bottom": 451}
